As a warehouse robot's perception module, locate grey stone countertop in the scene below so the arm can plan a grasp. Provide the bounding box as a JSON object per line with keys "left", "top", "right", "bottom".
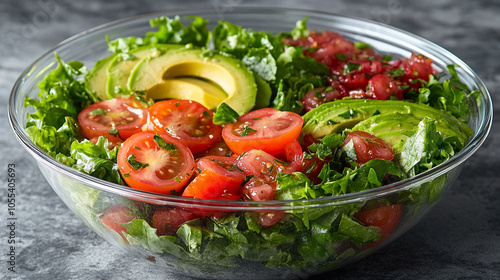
{"left": 1, "top": 0, "right": 499, "bottom": 279}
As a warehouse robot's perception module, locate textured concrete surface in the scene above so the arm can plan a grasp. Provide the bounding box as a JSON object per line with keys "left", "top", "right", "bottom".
{"left": 1, "top": 0, "right": 499, "bottom": 279}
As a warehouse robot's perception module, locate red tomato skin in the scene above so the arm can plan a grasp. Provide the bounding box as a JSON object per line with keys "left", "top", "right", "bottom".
{"left": 282, "top": 140, "right": 304, "bottom": 172}
{"left": 302, "top": 86, "right": 346, "bottom": 112}
{"left": 222, "top": 108, "right": 303, "bottom": 156}
{"left": 182, "top": 156, "right": 245, "bottom": 200}
{"left": 152, "top": 208, "right": 199, "bottom": 236}
{"left": 404, "top": 53, "right": 434, "bottom": 81}
{"left": 182, "top": 170, "right": 243, "bottom": 200}
{"left": 354, "top": 203, "right": 404, "bottom": 247}
{"left": 236, "top": 149, "right": 301, "bottom": 183}
{"left": 100, "top": 205, "right": 137, "bottom": 241}
{"left": 365, "top": 74, "right": 403, "bottom": 100}
{"left": 194, "top": 141, "right": 233, "bottom": 158}
{"left": 243, "top": 177, "right": 276, "bottom": 201}
{"left": 343, "top": 131, "right": 395, "bottom": 165}
{"left": 117, "top": 131, "right": 195, "bottom": 194}
{"left": 147, "top": 99, "right": 222, "bottom": 154}
{"left": 78, "top": 96, "right": 148, "bottom": 140}
{"left": 259, "top": 211, "right": 286, "bottom": 227}
{"left": 338, "top": 72, "right": 369, "bottom": 90}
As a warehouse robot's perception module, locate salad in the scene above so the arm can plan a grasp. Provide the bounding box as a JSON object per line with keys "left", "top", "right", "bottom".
{"left": 24, "top": 15, "right": 475, "bottom": 276}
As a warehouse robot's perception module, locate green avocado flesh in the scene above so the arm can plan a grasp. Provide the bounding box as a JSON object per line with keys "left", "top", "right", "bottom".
{"left": 351, "top": 112, "right": 422, "bottom": 149}
{"left": 128, "top": 48, "right": 258, "bottom": 115}
{"left": 105, "top": 44, "right": 183, "bottom": 98}
{"left": 85, "top": 54, "right": 116, "bottom": 100}
{"left": 302, "top": 99, "right": 473, "bottom": 146}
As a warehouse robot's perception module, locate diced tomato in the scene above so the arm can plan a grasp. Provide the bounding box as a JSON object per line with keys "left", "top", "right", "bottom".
{"left": 222, "top": 108, "right": 303, "bottom": 156}
{"left": 152, "top": 208, "right": 199, "bottom": 236}
{"left": 302, "top": 86, "right": 346, "bottom": 112}
{"left": 343, "top": 131, "right": 394, "bottom": 165}
{"left": 182, "top": 156, "right": 245, "bottom": 200}
{"left": 78, "top": 96, "right": 148, "bottom": 140}
{"left": 404, "top": 53, "right": 434, "bottom": 81}
{"left": 100, "top": 205, "right": 137, "bottom": 241}
{"left": 147, "top": 99, "right": 222, "bottom": 154}
{"left": 358, "top": 60, "right": 384, "bottom": 76}
{"left": 338, "top": 72, "right": 369, "bottom": 90}
{"left": 301, "top": 156, "right": 328, "bottom": 184}
{"left": 354, "top": 203, "right": 404, "bottom": 247}
{"left": 365, "top": 74, "right": 403, "bottom": 100}
{"left": 117, "top": 131, "right": 195, "bottom": 194}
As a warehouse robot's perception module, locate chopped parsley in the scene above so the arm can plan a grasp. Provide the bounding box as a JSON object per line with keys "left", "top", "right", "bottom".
{"left": 338, "top": 109, "right": 355, "bottom": 119}
{"left": 241, "top": 125, "right": 257, "bottom": 136}
{"left": 153, "top": 133, "right": 178, "bottom": 153}
{"left": 108, "top": 128, "right": 119, "bottom": 137}
{"left": 127, "top": 154, "right": 149, "bottom": 170}
{"left": 344, "top": 62, "right": 361, "bottom": 74}
{"left": 390, "top": 67, "right": 405, "bottom": 77}
{"left": 354, "top": 41, "right": 371, "bottom": 49}
{"left": 212, "top": 102, "right": 240, "bottom": 125}
{"left": 88, "top": 108, "right": 107, "bottom": 116}
{"left": 202, "top": 111, "right": 212, "bottom": 119}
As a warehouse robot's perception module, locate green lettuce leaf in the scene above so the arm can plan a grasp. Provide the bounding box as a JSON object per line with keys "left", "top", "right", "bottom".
{"left": 399, "top": 117, "right": 462, "bottom": 176}
{"left": 417, "top": 65, "right": 472, "bottom": 123}
{"left": 68, "top": 137, "right": 123, "bottom": 184}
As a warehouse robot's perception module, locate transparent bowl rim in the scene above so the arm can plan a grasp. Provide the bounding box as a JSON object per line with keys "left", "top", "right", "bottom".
{"left": 8, "top": 6, "right": 493, "bottom": 210}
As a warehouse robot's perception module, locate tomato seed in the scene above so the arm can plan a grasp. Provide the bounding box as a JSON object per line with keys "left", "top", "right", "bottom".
{"left": 194, "top": 129, "right": 204, "bottom": 136}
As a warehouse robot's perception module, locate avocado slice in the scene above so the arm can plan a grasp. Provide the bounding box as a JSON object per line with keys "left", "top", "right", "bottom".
{"left": 351, "top": 112, "right": 421, "bottom": 148}
{"left": 85, "top": 54, "right": 116, "bottom": 100}
{"left": 253, "top": 73, "right": 272, "bottom": 109}
{"left": 106, "top": 44, "right": 184, "bottom": 98}
{"left": 128, "top": 49, "right": 257, "bottom": 115}
{"left": 302, "top": 99, "right": 473, "bottom": 146}
{"left": 145, "top": 78, "right": 228, "bottom": 110}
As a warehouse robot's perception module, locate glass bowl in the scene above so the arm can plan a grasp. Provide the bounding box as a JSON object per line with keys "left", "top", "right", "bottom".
{"left": 8, "top": 7, "right": 492, "bottom": 280}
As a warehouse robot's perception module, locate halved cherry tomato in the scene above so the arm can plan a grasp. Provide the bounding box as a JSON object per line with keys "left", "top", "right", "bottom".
{"left": 338, "top": 72, "right": 369, "bottom": 90}
{"left": 236, "top": 141, "right": 302, "bottom": 183}
{"left": 78, "top": 96, "right": 148, "bottom": 140}
{"left": 182, "top": 156, "right": 245, "bottom": 200}
{"left": 281, "top": 140, "right": 304, "bottom": 173}
{"left": 343, "top": 131, "right": 394, "bottom": 165}
{"left": 365, "top": 74, "right": 402, "bottom": 100}
{"left": 404, "top": 53, "right": 434, "bottom": 81}
{"left": 152, "top": 208, "right": 199, "bottom": 236}
{"left": 147, "top": 99, "right": 222, "bottom": 154}
{"left": 117, "top": 131, "right": 195, "bottom": 194}
{"left": 259, "top": 211, "right": 286, "bottom": 227}
{"left": 222, "top": 108, "right": 303, "bottom": 156}
{"left": 354, "top": 203, "right": 403, "bottom": 248}
{"left": 193, "top": 140, "right": 233, "bottom": 159}
{"left": 243, "top": 177, "right": 276, "bottom": 201}
{"left": 100, "top": 205, "right": 137, "bottom": 241}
